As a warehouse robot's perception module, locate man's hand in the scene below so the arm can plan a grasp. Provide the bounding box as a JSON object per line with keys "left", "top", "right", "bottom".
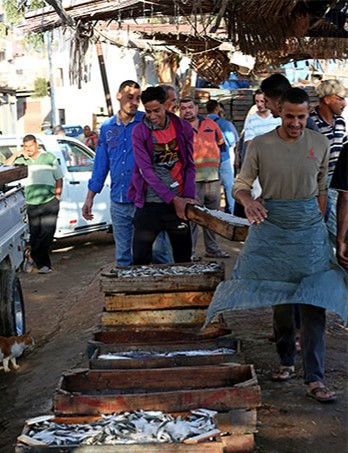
{"left": 244, "top": 199, "right": 268, "bottom": 224}
{"left": 336, "top": 241, "right": 348, "bottom": 268}
{"left": 82, "top": 198, "right": 94, "bottom": 220}
{"left": 172, "top": 196, "right": 196, "bottom": 220}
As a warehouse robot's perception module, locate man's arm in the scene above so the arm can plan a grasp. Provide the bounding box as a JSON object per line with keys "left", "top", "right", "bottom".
{"left": 82, "top": 189, "right": 96, "bottom": 220}
{"left": 82, "top": 127, "right": 109, "bottom": 220}
{"left": 336, "top": 191, "right": 348, "bottom": 268}
{"left": 3, "top": 149, "right": 25, "bottom": 165}
{"left": 55, "top": 178, "right": 63, "bottom": 201}
{"left": 317, "top": 194, "right": 327, "bottom": 217}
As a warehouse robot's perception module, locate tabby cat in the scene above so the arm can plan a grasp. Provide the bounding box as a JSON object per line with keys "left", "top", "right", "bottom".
{"left": 0, "top": 332, "right": 34, "bottom": 372}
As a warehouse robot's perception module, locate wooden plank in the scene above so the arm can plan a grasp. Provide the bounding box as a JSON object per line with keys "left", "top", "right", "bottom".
{"left": 53, "top": 365, "right": 261, "bottom": 414}
{"left": 104, "top": 291, "right": 213, "bottom": 311}
{"left": 53, "top": 386, "right": 261, "bottom": 415}
{"left": 90, "top": 325, "right": 232, "bottom": 346}
{"left": 221, "top": 434, "right": 255, "bottom": 453}
{"left": 186, "top": 205, "right": 249, "bottom": 242}
{"left": 100, "top": 262, "right": 225, "bottom": 294}
{"left": 0, "top": 165, "right": 27, "bottom": 184}
{"left": 101, "top": 308, "right": 208, "bottom": 326}
{"left": 16, "top": 441, "right": 223, "bottom": 452}
{"left": 60, "top": 365, "right": 252, "bottom": 392}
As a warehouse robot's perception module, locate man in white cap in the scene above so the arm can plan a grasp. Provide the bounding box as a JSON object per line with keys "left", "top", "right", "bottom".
{"left": 310, "top": 79, "right": 347, "bottom": 177}
{"left": 310, "top": 80, "right": 347, "bottom": 239}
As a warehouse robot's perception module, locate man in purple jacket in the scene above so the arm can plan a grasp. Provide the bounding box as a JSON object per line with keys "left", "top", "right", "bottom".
{"left": 128, "top": 86, "right": 197, "bottom": 264}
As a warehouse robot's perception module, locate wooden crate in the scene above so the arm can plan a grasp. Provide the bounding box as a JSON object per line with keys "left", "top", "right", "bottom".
{"left": 104, "top": 290, "right": 213, "bottom": 312}
{"left": 100, "top": 262, "right": 225, "bottom": 295}
{"left": 53, "top": 364, "right": 261, "bottom": 415}
{"left": 15, "top": 410, "right": 256, "bottom": 452}
{"left": 89, "top": 337, "right": 241, "bottom": 369}
{"left": 87, "top": 325, "right": 233, "bottom": 358}
{"left": 186, "top": 205, "right": 249, "bottom": 242}
{"left": 101, "top": 307, "right": 208, "bottom": 327}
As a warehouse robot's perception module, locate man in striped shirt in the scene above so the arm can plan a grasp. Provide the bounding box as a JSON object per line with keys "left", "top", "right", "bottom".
{"left": 310, "top": 79, "right": 347, "bottom": 177}
{"left": 310, "top": 80, "right": 347, "bottom": 237}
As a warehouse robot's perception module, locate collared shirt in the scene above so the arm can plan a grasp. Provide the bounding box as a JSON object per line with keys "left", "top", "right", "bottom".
{"left": 15, "top": 151, "right": 63, "bottom": 205}
{"left": 207, "top": 113, "right": 239, "bottom": 162}
{"left": 88, "top": 111, "right": 144, "bottom": 203}
{"left": 310, "top": 106, "right": 347, "bottom": 176}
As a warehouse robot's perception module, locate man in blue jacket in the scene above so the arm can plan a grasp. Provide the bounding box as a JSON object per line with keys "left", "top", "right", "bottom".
{"left": 82, "top": 80, "right": 143, "bottom": 266}
{"left": 128, "top": 86, "right": 197, "bottom": 265}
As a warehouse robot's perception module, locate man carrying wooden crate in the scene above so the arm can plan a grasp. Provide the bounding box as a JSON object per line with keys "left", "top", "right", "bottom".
{"left": 128, "top": 86, "right": 197, "bottom": 265}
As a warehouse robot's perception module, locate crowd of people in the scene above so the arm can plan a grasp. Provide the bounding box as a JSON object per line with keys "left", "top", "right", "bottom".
{"left": 6, "top": 74, "right": 347, "bottom": 405}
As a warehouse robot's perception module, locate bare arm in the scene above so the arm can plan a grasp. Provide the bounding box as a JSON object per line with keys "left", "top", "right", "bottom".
{"left": 3, "top": 150, "right": 26, "bottom": 165}
{"left": 55, "top": 178, "right": 63, "bottom": 200}
{"left": 82, "top": 189, "right": 96, "bottom": 220}
{"left": 317, "top": 194, "right": 327, "bottom": 217}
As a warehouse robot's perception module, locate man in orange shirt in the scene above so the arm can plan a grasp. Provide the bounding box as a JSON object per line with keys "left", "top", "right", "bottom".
{"left": 180, "top": 97, "right": 230, "bottom": 259}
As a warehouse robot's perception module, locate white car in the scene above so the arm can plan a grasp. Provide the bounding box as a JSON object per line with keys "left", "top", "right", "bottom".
{"left": 0, "top": 134, "right": 111, "bottom": 238}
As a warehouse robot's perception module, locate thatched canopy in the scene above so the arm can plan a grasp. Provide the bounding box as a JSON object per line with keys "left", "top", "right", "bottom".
{"left": 21, "top": 0, "right": 348, "bottom": 84}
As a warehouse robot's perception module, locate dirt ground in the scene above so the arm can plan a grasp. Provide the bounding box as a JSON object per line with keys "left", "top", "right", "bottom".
{"left": 0, "top": 230, "right": 347, "bottom": 453}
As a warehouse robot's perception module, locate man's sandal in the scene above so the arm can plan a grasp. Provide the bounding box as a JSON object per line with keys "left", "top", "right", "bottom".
{"left": 306, "top": 385, "right": 337, "bottom": 403}
{"left": 271, "top": 366, "right": 296, "bottom": 381}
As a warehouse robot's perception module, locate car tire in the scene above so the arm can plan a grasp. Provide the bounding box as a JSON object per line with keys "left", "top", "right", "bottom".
{"left": 0, "top": 270, "right": 25, "bottom": 336}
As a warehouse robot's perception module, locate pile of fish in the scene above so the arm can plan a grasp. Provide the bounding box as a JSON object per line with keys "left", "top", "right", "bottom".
{"left": 99, "top": 347, "right": 236, "bottom": 360}
{"left": 110, "top": 262, "right": 221, "bottom": 278}
{"left": 195, "top": 205, "right": 250, "bottom": 227}
{"left": 21, "top": 409, "right": 220, "bottom": 446}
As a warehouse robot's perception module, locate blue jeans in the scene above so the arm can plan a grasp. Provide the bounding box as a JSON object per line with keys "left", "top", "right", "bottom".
{"left": 273, "top": 304, "right": 326, "bottom": 384}
{"left": 219, "top": 158, "right": 235, "bottom": 214}
{"left": 152, "top": 231, "right": 173, "bottom": 264}
{"left": 192, "top": 180, "right": 221, "bottom": 255}
{"left": 110, "top": 201, "right": 136, "bottom": 266}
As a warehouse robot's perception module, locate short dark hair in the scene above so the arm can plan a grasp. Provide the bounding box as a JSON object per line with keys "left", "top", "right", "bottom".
{"left": 179, "top": 96, "right": 197, "bottom": 105}
{"left": 141, "top": 86, "right": 166, "bottom": 105}
{"left": 206, "top": 99, "right": 219, "bottom": 113}
{"left": 261, "top": 74, "right": 291, "bottom": 99}
{"left": 118, "top": 80, "right": 140, "bottom": 93}
{"left": 158, "top": 84, "right": 177, "bottom": 99}
{"left": 23, "top": 134, "right": 37, "bottom": 143}
{"left": 281, "top": 87, "right": 309, "bottom": 106}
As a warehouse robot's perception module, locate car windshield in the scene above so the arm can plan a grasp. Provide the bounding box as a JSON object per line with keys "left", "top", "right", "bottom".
{"left": 58, "top": 140, "right": 94, "bottom": 172}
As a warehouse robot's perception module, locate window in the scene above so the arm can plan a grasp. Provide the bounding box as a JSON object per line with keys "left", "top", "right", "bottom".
{"left": 58, "top": 140, "right": 94, "bottom": 172}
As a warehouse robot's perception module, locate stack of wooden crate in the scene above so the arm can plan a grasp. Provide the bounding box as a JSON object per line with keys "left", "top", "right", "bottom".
{"left": 16, "top": 262, "right": 261, "bottom": 452}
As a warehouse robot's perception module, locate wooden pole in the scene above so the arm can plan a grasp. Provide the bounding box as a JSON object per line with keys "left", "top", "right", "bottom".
{"left": 95, "top": 40, "right": 114, "bottom": 117}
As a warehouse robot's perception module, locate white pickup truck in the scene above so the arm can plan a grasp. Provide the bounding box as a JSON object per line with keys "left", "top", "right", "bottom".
{"left": 0, "top": 165, "right": 28, "bottom": 336}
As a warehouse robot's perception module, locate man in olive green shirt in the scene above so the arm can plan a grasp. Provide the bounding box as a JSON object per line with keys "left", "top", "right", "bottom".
{"left": 5, "top": 134, "right": 63, "bottom": 273}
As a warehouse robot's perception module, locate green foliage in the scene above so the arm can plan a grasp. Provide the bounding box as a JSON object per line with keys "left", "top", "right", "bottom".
{"left": 3, "top": 0, "right": 45, "bottom": 25}
{"left": 33, "top": 77, "right": 48, "bottom": 97}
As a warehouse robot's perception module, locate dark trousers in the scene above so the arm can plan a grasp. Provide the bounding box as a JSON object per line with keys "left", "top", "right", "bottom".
{"left": 27, "top": 198, "right": 60, "bottom": 269}
{"left": 132, "top": 203, "right": 192, "bottom": 265}
{"left": 273, "top": 304, "right": 326, "bottom": 384}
